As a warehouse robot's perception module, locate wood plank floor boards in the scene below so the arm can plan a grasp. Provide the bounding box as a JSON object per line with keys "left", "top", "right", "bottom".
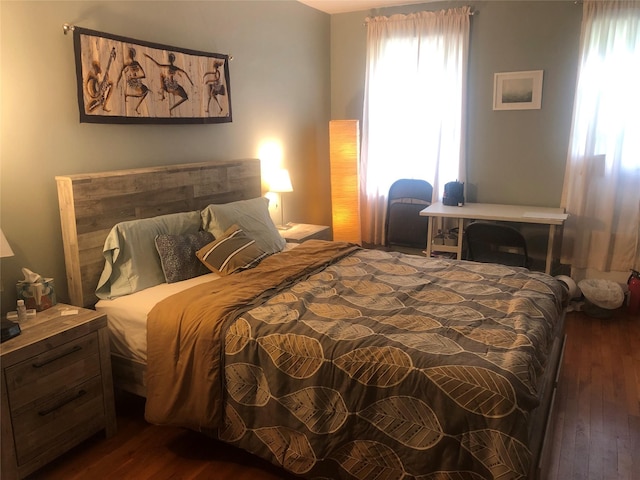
{"left": 27, "top": 392, "right": 298, "bottom": 480}
{"left": 29, "top": 310, "right": 640, "bottom": 480}
{"left": 548, "top": 309, "right": 640, "bottom": 480}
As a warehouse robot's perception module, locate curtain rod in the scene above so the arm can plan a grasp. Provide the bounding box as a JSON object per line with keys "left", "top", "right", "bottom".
{"left": 62, "top": 24, "right": 233, "bottom": 60}
{"left": 364, "top": 9, "right": 476, "bottom": 26}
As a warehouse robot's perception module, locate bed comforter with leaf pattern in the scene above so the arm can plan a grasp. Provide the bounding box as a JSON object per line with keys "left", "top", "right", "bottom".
{"left": 145, "top": 240, "right": 565, "bottom": 480}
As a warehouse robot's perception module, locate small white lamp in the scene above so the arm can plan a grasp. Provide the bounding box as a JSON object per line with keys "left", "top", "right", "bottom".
{"left": 270, "top": 169, "right": 293, "bottom": 230}
{"left": 0, "top": 230, "right": 14, "bottom": 258}
{"left": 1, "top": 229, "right": 14, "bottom": 294}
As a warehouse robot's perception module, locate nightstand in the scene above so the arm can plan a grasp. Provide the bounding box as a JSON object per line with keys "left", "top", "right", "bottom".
{"left": 1, "top": 303, "right": 117, "bottom": 480}
{"left": 279, "top": 223, "right": 332, "bottom": 243}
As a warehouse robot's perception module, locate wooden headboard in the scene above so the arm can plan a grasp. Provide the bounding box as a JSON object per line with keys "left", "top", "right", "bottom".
{"left": 56, "top": 159, "right": 262, "bottom": 308}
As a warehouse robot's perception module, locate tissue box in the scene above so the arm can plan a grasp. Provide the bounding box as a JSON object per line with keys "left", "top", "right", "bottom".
{"left": 16, "top": 278, "right": 57, "bottom": 312}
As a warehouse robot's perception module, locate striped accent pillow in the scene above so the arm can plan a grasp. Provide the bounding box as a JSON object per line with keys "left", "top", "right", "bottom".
{"left": 196, "top": 224, "right": 268, "bottom": 276}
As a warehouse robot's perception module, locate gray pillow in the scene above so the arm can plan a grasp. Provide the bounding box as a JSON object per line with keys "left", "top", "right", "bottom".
{"left": 201, "top": 197, "right": 285, "bottom": 255}
{"left": 96, "top": 211, "right": 202, "bottom": 299}
{"left": 155, "top": 231, "right": 214, "bottom": 283}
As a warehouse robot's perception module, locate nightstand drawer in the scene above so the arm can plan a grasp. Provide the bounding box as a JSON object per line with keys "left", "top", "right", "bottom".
{"left": 5, "top": 332, "right": 101, "bottom": 412}
{"left": 12, "top": 376, "right": 105, "bottom": 466}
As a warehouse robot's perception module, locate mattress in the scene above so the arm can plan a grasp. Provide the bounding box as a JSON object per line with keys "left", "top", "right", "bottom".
{"left": 96, "top": 272, "right": 220, "bottom": 362}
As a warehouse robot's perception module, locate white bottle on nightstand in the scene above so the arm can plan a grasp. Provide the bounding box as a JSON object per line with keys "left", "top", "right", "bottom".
{"left": 16, "top": 299, "right": 27, "bottom": 322}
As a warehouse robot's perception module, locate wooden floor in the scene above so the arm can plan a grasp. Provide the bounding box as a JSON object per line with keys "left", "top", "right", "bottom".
{"left": 548, "top": 308, "right": 640, "bottom": 480}
{"left": 29, "top": 309, "right": 640, "bottom": 480}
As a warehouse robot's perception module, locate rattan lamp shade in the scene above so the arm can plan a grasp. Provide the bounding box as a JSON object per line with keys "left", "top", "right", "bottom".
{"left": 329, "top": 120, "right": 361, "bottom": 244}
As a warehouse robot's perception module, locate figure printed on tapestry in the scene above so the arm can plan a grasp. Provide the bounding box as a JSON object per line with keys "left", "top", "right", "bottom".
{"left": 85, "top": 47, "right": 116, "bottom": 112}
{"left": 117, "top": 47, "right": 149, "bottom": 115}
{"left": 145, "top": 52, "right": 193, "bottom": 112}
{"left": 203, "top": 59, "right": 228, "bottom": 116}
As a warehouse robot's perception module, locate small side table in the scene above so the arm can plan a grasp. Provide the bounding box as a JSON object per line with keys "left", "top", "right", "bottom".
{"left": 280, "top": 223, "right": 332, "bottom": 243}
{"left": 0, "top": 303, "right": 117, "bottom": 480}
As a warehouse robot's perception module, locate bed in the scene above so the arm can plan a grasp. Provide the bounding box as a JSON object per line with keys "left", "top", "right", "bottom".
{"left": 56, "top": 159, "right": 566, "bottom": 480}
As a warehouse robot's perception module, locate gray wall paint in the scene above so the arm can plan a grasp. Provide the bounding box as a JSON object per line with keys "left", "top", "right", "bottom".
{"left": 0, "top": 0, "right": 583, "bottom": 311}
{"left": 330, "top": 1, "right": 582, "bottom": 207}
{"left": 0, "top": 0, "right": 330, "bottom": 310}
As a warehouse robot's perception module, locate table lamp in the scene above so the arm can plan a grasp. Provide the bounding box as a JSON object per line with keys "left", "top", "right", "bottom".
{"left": 270, "top": 169, "right": 293, "bottom": 230}
{"left": 1, "top": 229, "right": 14, "bottom": 295}
{"left": 1, "top": 229, "right": 14, "bottom": 259}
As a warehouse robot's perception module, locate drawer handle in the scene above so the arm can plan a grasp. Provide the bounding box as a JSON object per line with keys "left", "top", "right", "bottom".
{"left": 32, "top": 345, "right": 82, "bottom": 368}
{"left": 38, "top": 389, "right": 87, "bottom": 416}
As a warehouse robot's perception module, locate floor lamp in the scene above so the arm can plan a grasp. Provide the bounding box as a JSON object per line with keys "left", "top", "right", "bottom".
{"left": 329, "top": 120, "right": 361, "bottom": 244}
{"left": 270, "top": 169, "right": 293, "bottom": 230}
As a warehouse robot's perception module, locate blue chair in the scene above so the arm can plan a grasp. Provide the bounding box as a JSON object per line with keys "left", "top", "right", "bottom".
{"left": 384, "top": 179, "right": 433, "bottom": 249}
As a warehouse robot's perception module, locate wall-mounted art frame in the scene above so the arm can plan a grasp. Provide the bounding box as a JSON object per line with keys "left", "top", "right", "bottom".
{"left": 73, "top": 27, "right": 232, "bottom": 124}
{"left": 493, "top": 70, "right": 543, "bottom": 111}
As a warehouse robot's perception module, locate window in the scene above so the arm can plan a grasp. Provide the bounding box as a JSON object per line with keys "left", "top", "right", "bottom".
{"left": 561, "top": 0, "right": 640, "bottom": 273}
{"left": 360, "top": 8, "right": 471, "bottom": 245}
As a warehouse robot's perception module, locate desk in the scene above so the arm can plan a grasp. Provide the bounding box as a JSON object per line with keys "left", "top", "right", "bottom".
{"left": 419, "top": 202, "right": 568, "bottom": 274}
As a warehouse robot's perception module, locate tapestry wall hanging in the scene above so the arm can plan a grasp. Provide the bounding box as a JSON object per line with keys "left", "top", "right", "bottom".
{"left": 73, "top": 27, "right": 232, "bottom": 124}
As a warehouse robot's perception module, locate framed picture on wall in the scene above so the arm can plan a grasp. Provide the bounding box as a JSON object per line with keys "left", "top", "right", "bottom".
{"left": 493, "top": 70, "right": 543, "bottom": 111}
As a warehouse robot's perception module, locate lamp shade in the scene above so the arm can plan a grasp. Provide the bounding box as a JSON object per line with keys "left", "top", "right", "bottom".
{"left": 269, "top": 169, "right": 293, "bottom": 193}
{"left": 0, "top": 229, "right": 14, "bottom": 258}
{"left": 330, "top": 120, "right": 361, "bottom": 244}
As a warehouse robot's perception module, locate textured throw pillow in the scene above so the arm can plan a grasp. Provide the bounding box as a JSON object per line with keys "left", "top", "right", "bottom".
{"left": 155, "top": 231, "right": 214, "bottom": 283}
{"left": 200, "top": 197, "right": 286, "bottom": 255}
{"left": 197, "top": 225, "right": 268, "bottom": 276}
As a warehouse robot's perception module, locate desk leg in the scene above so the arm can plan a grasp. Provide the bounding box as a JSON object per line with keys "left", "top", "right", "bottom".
{"left": 545, "top": 225, "right": 556, "bottom": 275}
{"left": 455, "top": 218, "right": 464, "bottom": 260}
{"left": 425, "top": 217, "right": 434, "bottom": 257}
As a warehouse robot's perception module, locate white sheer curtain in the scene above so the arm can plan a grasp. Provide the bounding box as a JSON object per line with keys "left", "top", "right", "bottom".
{"left": 360, "top": 7, "right": 470, "bottom": 245}
{"left": 561, "top": 0, "right": 640, "bottom": 276}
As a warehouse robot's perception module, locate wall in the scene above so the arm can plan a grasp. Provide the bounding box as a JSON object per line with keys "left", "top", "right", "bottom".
{"left": 330, "top": 0, "right": 582, "bottom": 208}
{"left": 0, "top": 0, "right": 330, "bottom": 312}
{"left": 0, "top": 0, "right": 586, "bottom": 313}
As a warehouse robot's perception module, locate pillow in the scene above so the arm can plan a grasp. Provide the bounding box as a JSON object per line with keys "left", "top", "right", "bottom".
{"left": 96, "top": 211, "right": 202, "bottom": 299}
{"left": 201, "top": 197, "right": 286, "bottom": 255}
{"left": 155, "top": 231, "right": 214, "bottom": 283}
{"left": 197, "top": 225, "right": 268, "bottom": 276}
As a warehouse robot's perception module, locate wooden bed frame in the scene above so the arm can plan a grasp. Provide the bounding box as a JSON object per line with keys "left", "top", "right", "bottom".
{"left": 55, "top": 159, "right": 565, "bottom": 479}
{"left": 56, "top": 159, "right": 261, "bottom": 308}
{"left": 56, "top": 159, "right": 262, "bottom": 398}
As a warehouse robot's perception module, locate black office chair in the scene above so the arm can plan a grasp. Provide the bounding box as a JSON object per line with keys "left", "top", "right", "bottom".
{"left": 384, "top": 179, "right": 433, "bottom": 249}
{"left": 463, "top": 221, "right": 530, "bottom": 268}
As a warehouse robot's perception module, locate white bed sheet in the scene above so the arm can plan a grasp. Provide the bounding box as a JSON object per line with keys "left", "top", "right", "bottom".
{"left": 95, "top": 244, "right": 298, "bottom": 362}
{"left": 96, "top": 272, "right": 220, "bottom": 362}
